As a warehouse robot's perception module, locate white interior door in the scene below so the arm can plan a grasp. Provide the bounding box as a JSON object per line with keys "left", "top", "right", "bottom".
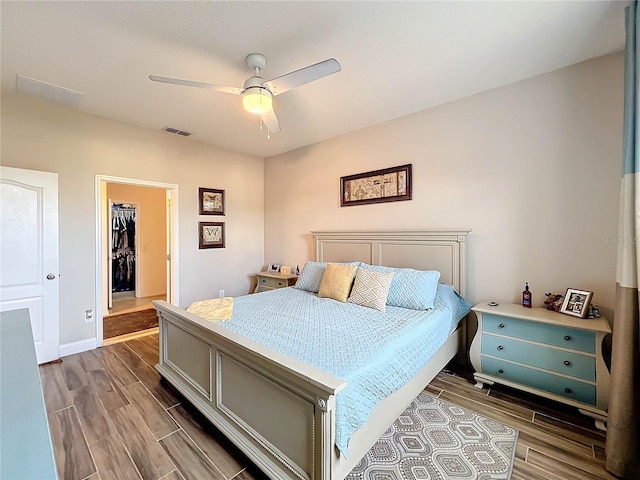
{"left": 0, "top": 166, "right": 59, "bottom": 364}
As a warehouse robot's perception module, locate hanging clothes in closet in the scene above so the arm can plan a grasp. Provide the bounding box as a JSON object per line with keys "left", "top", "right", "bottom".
{"left": 111, "top": 204, "right": 136, "bottom": 292}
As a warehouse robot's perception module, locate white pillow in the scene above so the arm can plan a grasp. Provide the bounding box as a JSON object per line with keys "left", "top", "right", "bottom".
{"left": 347, "top": 268, "right": 394, "bottom": 312}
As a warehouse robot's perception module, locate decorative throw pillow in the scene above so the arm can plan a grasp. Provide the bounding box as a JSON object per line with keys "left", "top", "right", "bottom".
{"left": 317, "top": 263, "right": 357, "bottom": 302}
{"left": 348, "top": 268, "right": 394, "bottom": 312}
{"left": 360, "top": 264, "right": 441, "bottom": 310}
{"left": 294, "top": 261, "right": 360, "bottom": 293}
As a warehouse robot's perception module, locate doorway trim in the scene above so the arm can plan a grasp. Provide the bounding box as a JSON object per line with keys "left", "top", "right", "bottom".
{"left": 95, "top": 175, "right": 179, "bottom": 347}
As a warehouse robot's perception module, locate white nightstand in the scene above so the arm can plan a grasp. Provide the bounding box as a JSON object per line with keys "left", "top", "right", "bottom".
{"left": 254, "top": 272, "right": 298, "bottom": 293}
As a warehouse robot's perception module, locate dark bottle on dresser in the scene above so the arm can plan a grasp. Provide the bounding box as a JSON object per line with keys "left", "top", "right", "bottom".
{"left": 522, "top": 282, "right": 532, "bottom": 308}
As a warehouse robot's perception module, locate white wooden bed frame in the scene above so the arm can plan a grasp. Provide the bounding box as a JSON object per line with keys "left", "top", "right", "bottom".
{"left": 153, "top": 229, "right": 470, "bottom": 480}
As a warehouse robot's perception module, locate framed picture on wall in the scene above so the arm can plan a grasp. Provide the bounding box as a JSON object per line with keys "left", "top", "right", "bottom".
{"left": 199, "top": 188, "right": 225, "bottom": 215}
{"left": 559, "top": 288, "right": 593, "bottom": 318}
{"left": 340, "top": 164, "right": 412, "bottom": 207}
{"left": 199, "top": 222, "right": 225, "bottom": 249}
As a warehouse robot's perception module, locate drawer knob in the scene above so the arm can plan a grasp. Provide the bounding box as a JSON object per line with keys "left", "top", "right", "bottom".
{"left": 498, "top": 369, "right": 504, "bottom": 374}
{"left": 499, "top": 323, "right": 505, "bottom": 328}
{"left": 564, "top": 335, "right": 571, "bottom": 341}
{"left": 564, "top": 360, "right": 571, "bottom": 366}
{"left": 497, "top": 345, "right": 504, "bottom": 351}
{"left": 278, "top": 282, "right": 283, "bottom": 286}
{"left": 564, "top": 388, "right": 572, "bottom": 394}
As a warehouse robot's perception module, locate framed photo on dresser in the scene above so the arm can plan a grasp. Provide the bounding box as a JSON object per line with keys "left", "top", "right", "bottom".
{"left": 560, "top": 288, "right": 593, "bottom": 318}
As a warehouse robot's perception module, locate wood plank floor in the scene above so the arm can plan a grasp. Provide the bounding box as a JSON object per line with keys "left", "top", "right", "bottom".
{"left": 103, "top": 309, "right": 159, "bottom": 340}
{"left": 40, "top": 335, "right": 616, "bottom": 479}
{"left": 108, "top": 293, "right": 166, "bottom": 316}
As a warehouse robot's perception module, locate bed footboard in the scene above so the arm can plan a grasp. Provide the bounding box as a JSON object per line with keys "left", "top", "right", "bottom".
{"left": 153, "top": 300, "right": 346, "bottom": 480}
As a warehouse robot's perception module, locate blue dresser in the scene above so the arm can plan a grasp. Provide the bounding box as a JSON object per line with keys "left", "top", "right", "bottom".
{"left": 470, "top": 302, "right": 611, "bottom": 430}
{"left": 0, "top": 308, "right": 58, "bottom": 479}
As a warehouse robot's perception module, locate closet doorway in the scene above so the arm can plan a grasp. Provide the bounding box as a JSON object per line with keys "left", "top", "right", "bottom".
{"left": 96, "top": 175, "right": 178, "bottom": 346}
{"left": 109, "top": 202, "right": 138, "bottom": 309}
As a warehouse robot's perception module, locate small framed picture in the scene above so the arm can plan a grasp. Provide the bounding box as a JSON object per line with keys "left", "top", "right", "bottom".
{"left": 199, "top": 222, "right": 225, "bottom": 249}
{"left": 560, "top": 288, "right": 594, "bottom": 318}
{"left": 268, "top": 263, "right": 280, "bottom": 272}
{"left": 199, "top": 188, "right": 225, "bottom": 216}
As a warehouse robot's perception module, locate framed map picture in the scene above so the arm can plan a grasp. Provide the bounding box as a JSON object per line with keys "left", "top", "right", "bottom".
{"left": 199, "top": 222, "right": 225, "bottom": 249}
{"left": 340, "top": 164, "right": 412, "bottom": 207}
{"left": 199, "top": 188, "right": 225, "bottom": 215}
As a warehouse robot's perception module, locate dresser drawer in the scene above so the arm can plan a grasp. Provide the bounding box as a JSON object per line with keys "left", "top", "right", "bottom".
{"left": 258, "top": 276, "right": 287, "bottom": 289}
{"left": 481, "top": 356, "right": 596, "bottom": 405}
{"left": 482, "top": 335, "right": 595, "bottom": 381}
{"left": 482, "top": 313, "right": 595, "bottom": 353}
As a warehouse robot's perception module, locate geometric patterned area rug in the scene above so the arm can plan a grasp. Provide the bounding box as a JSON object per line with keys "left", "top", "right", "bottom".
{"left": 347, "top": 391, "right": 518, "bottom": 480}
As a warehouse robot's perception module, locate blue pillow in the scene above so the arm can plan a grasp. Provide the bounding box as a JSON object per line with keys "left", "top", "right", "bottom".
{"left": 295, "top": 261, "right": 360, "bottom": 293}
{"left": 360, "top": 264, "right": 440, "bottom": 310}
{"left": 436, "top": 283, "right": 471, "bottom": 323}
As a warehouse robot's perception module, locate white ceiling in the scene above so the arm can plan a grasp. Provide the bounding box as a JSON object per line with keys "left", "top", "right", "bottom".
{"left": 1, "top": 1, "right": 626, "bottom": 158}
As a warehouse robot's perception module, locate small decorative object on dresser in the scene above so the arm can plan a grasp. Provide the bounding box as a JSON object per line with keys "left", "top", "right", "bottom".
{"left": 559, "top": 288, "right": 594, "bottom": 318}
{"left": 470, "top": 301, "right": 611, "bottom": 430}
{"left": 254, "top": 271, "right": 298, "bottom": 293}
{"left": 544, "top": 292, "right": 565, "bottom": 312}
{"left": 522, "top": 282, "right": 532, "bottom": 307}
{"left": 267, "top": 263, "right": 280, "bottom": 272}
{"left": 280, "top": 266, "right": 291, "bottom": 274}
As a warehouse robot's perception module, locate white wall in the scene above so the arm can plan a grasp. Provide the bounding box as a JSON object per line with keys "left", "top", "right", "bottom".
{"left": 1, "top": 93, "right": 264, "bottom": 346}
{"left": 264, "top": 53, "right": 624, "bottom": 318}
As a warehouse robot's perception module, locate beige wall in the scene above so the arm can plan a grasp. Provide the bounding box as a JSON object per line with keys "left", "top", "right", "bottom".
{"left": 0, "top": 52, "right": 624, "bottom": 348}
{"left": 264, "top": 53, "right": 624, "bottom": 318}
{"left": 107, "top": 184, "right": 167, "bottom": 298}
{"left": 1, "top": 93, "right": 264, "bottom": 346}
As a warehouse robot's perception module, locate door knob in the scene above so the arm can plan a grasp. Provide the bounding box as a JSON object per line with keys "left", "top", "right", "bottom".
{"left": 46, "top": 273, "right": 56, "bottom": 280}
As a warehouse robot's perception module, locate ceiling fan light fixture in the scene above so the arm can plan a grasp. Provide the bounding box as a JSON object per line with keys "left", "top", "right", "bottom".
{"left": 243, "top": 87, "right": 272, "bottom": 114}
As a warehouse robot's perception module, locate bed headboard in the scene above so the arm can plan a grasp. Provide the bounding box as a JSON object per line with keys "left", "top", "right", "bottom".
{"left": 312, "top": 229, "right": 471, "bottom": 296}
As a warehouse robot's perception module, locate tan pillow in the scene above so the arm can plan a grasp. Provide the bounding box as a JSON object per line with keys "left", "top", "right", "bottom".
{"left": 348, "top": 268, "right": 394, "bottom": 312}
{"left": 317, "top": 263, "right": 357, "bottom": 302}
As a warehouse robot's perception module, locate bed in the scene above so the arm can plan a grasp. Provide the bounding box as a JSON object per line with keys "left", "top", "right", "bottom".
{"left": 153, "top": 229, "right": 470, "bottom": 480}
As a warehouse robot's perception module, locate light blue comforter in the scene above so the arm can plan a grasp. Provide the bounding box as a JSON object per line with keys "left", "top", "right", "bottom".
{"left": 218, "top": 285, "right": 469, "bottom": 455}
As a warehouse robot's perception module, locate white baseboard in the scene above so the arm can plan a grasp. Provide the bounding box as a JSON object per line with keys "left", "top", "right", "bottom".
{"left": 59, "top": 337, "right": 97, "bottom": 358}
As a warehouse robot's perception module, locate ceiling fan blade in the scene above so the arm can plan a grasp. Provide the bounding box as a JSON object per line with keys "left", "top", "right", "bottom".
{"left": 264, "top": 58, "right": 341, "bottom": 96}
{"left": 149, "top": 75, "right": 241, "bottom": 95}
{"left": 259, "top": 108, "right": 281, "bottom": 134}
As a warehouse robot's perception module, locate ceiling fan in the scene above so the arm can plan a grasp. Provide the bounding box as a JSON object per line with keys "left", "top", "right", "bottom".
{"left": 149, "top": 53, "right": 341, "bottom": 137}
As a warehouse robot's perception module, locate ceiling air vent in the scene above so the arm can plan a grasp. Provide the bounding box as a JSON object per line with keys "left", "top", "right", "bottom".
{"left": 162, "top": 127, "right": 192, "bottom": 137}
{"left": 16, "top": 75, "right": 83, "bottom": 108}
